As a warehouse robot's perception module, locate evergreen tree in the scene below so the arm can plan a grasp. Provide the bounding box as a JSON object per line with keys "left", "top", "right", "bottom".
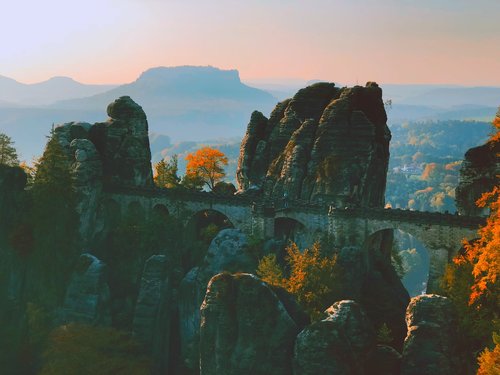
{"left": 0, "top": 132, "right": 19, "bottom": 166}
{"left": 30, "top": 132, "right": 79, "bottom": 306}
{"left": 153, "top": 155, "right": 180, "bottom": 188}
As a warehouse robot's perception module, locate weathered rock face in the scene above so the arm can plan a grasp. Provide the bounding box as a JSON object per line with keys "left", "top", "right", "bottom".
{"left": 237, "top": 82, "right": 390, "bottom": 208}
{"left": 200, "top": 273, "right": 301, "bottom": 375}
{"left": 337, "top": 233, "right": 410, "bottom": 351}
{"left": 178, "top": 229, "right": 258, "bottom": 374}
{"left": 360, "top": 230, "right": 410, "bottom": 350}
{"left": 59, "top": 253, "right": 110, "bottom": 325}
{"left": 133, "top": 255, "right": 173, "bottom": 375}
{"left": 456, "top": 108, "right": 499, "bottom": 216}
{"left": 293, "top": 300, "right": 375, "bottom": 375}
{"left": 90, "top": 96, "right": 153, "bottom": 187}
{"left": 52, "top": 97, "right": 153, "bottom": 244}
{"left": 53, "top": 96, "right": 153, "bottom": 190}
{"left": 401, "top": 294, "right": 461, "bottom": 375}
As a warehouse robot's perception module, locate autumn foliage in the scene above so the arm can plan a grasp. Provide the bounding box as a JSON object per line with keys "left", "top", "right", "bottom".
{"left": 442, "top": 113, "right": 500, "bottom": 365}
{"left": 456, "top": 187, "right": 500, "bottom": 306}
{"left": 257, "top": 242, "right": 341, "bottom": 320}
{"left": 185, "top": 146, "right": 228, "bottom": 190}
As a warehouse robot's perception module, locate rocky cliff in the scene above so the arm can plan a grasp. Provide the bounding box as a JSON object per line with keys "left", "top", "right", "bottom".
{"left": 55, "top": 96, "right": 153, "bottom": 188}
{"left": 455, "top": 107, "right": 499, "bottom": 216}
{"left": 237, "top": 82, "right": 391, "bottom": 207}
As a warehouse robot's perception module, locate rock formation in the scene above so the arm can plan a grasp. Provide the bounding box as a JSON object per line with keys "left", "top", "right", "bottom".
{"left": 401, "top": 294, "right": 461, "bottom": 375}
{"left": 59, "top": 253, "right": 110, "bottom": 325}
{"left": 133, "top": 255, "right": 173, "bottom": 375}
{"left": 53, "top": 96, "right": 153, "bottom": 243}
{"left": 200, "top": 273, "right": 302, "bottom": 375}
{"left": 237, "top": 82, "right": 391, "bottom": 208}
{"left": 337, "top": 234, "right": 410, "bottom": 350}
{"left": 456, "top": 107, "right": 499, "bottom": 215}
{"left": 178, "top": 229, "right": 258, "bottom": 374}
{"left": 55, "top": 96, "right": 153, "bottom": 189}
{"left": 293, "top": 300, "right": 375, "bottom": 375}
{"left": 90, "top": 96, "right": 153, "bottom": 187}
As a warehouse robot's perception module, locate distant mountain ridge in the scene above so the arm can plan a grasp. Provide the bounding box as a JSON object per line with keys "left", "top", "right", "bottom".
{"left": 0, "top": 66, "right": 277, "bottom": 160}
{"left": 1, "top": 66, "right": 499, "bottom": 161}
{"left": 51, "top": 66, "right": 275, "bottom": 110}
{"left": 0, "top": 75, "right": 117, "bottom": 106}
{"left": 48, "top": 66, "right": 277, "bottom": 143}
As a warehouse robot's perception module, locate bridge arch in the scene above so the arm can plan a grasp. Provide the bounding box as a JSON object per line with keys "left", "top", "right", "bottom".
{"left": 184, "top": 209, "right": 235, "bottom": 267}
{"left": 363, "top": 218, "right": 475, "bottom": 293}
{"left": 274, "top": 217, "right": 306, "bottom": 244}
{"left": 152, "top": 203, "right": 169, "bottom": 219}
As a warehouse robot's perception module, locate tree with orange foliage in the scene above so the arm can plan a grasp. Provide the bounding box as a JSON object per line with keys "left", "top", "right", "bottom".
{"left": 442, "top": 109, "right": 500, "bottom": 364}
{"left": 257, "top": 242, "right": 342, "bottom": 320}
{"left": 185, "top": 146, "right": 228, "bottom": 190}
{"left": 459, "top": 187, "right": 500, "bottom": 306}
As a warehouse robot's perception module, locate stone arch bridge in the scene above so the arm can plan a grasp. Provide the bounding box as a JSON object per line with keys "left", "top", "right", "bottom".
{"left": 104, "top": 185, "right": 485, "bottom": 293}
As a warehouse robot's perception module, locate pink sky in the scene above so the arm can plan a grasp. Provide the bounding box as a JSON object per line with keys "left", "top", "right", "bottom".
{"left": 1, "top": 0, "right": 499, "bottom": 85}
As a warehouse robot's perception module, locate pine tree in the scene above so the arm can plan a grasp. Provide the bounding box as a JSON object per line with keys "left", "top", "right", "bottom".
{"left": 153, "top": 155, "right": 180, "bottom": 188}
{"left": 0, "top": 132, "right": 19, "bottom": 166}
{"left": 30, "top": 132, "right": 79, "bottom": 306}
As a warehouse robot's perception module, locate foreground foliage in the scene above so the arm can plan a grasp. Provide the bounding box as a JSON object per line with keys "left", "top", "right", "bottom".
{"left": 442, "top": 114, "right": 499, "bottom": 371}
{"left": 257, "top": 242, "right": 341, "bottom": 320}
{"left": 40, "top": 324, "right": 150, "bottom": 375}
{"left": 0, "top": 132, "right": 19, "bottom": 166}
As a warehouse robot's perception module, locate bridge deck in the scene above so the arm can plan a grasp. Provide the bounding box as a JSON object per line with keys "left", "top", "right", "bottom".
{"left": 105, "top": 184, "right": 486, "bottom": 229}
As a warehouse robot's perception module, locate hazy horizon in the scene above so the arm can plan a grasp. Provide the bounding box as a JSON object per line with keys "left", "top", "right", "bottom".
{"left": 2, "top": 0, "right": 500, "bottom": 86}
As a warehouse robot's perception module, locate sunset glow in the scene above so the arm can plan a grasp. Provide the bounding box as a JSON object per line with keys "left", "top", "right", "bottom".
{"left": 1, "top": 0, "right": 499, "bottom": 85}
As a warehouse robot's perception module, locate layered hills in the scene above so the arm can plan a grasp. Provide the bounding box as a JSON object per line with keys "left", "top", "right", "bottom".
{"left": 0, "top": 66, "right": 276, "bottom": 160}
{"left": 0, "top": 75, "right": 116, "bottom": 106}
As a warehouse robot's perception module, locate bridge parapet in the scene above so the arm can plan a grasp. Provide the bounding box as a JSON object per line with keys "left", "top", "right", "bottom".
{"left": 328, "top": 206, "right": 485, "bottom": 229}
{"left": 103, "top": 184, "right": 255, "bottom": 206}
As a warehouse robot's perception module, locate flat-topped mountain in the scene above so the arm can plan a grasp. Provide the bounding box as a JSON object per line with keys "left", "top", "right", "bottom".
{"left": 52, "top": 66, "right": 275, "bottom": 111}
{"left": 0, "top": 67, "right": 277, "bottom": 160}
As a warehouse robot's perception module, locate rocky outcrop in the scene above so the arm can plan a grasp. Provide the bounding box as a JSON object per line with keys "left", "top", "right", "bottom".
{"left": 133, "top": 255, "right": 173, "bottom": 375}
{"left": 237, "top": 82, "right": 390, "bottom": 208}
{"left": 59, "top": 253, "right": 110, "bottom": 325}
{"left": 293, "top": 300, "right": 375, "bottom": 375}
{"left": 200, "top": 273, "right": 301, "bottom": 375}
{"left": 337, "top": 232, "right": 410, "bottom": 350}
{"left": 52, "top": 97, "right": 153, "bottom": 244}
{"left": 401, "top": 294, "right": 461, "bottom": 375}
{"left": 456, "top": 108, "right": 499, "bottom": 216}
{"left": 178, "top": 229, "right": 258, "bottom": 374}
{"left": 54, "top": 96, "right": 153, "bottom": 189}
{"left": 89, "top": 96, "right": 153, "bottom": 187}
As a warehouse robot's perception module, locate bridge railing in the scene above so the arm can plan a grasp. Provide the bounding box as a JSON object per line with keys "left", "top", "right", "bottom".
{"left": 103, "top": 184, "right": 255, "bottom": 205}
{"left": 103, "top": 184, "right": 485, "bottom": 229}
{"left": 328, "top": 206, "right": 485, "bottom": 228}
